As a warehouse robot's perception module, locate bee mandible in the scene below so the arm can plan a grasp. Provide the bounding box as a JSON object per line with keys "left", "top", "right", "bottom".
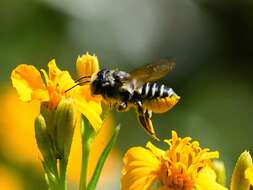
{"left": 67, "top": 59, "right": 180, "bottom": 140}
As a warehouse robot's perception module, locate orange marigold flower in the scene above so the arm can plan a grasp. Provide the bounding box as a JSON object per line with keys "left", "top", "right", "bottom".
{"left": 121, "top": 131, "right": 227, "bottom": 190}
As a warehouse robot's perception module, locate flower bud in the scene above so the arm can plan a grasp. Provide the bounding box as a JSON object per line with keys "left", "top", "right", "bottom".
{"left": 34, "top": 114, "right": 54, "bottom": 161}
{"left": 245, "top": 166, "right": 253, "bottom": 185}
{"left": 231, "top": 151, "right": 253, "bottom": 190}
{"left": 76, "top": 52, "right": 99, "bottom": 78}
{"left": 54, "top": 98, "right": 77, "bottom": 160}
{"left": 40, "top": 102, "right": 56, "bottom": 137}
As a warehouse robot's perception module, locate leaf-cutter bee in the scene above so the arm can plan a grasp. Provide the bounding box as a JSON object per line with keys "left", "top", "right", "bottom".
{"left": 69, "top": 59, "right": 180, "bottom": 140}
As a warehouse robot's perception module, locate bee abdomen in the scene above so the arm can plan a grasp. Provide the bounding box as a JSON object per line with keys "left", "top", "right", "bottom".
{"left": 143, "top": 95, "right": 180, "bottom": 113}
{"left": 141, "top": 82, "right": 175, "bottom": 99}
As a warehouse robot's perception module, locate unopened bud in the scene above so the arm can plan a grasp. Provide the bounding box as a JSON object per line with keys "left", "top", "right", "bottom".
{"left": 245, "top": 166, "right": 253, "bottom": 185}
{"left": 34, "top": 114, "right": 54, "bottom": 160}
{"left": 40, "top": 102, "right": 56, "bottom": 137}
{"left": 76, "top": 52, "right": 99, "bottom": 78}
{"left": 231, "top": 151, "right": 253, "bottom": 190}
{"left": 54, "top": 98, "right": 76, "bottom": 159}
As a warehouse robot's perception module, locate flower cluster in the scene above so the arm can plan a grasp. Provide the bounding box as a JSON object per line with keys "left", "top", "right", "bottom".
{"left": 11, "top": 53, "right": 115, "bottom": 190}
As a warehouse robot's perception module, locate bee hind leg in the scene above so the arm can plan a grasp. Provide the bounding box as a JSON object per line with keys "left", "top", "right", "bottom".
{"left": 136, "top": 101, "right": 159, "bottom": 141}
{"left": 145, "top": 110, "right": 152, "bottom": 119}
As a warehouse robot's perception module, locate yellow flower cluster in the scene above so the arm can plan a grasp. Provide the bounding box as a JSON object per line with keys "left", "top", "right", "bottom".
{"left": 10, "top": 53, "right": 110, "bottom": 189}
{"left": 11, "top": 53, "right": 102, "bottom": 130}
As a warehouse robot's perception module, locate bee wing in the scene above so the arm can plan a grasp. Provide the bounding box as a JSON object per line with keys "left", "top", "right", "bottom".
{"left": 129, "top": 58, "right": 176, "bottom": 83}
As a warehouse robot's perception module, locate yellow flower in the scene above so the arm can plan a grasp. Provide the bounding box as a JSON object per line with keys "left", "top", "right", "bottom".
{"left": 11, "top": 55, "right": 102, "bottom": 130}
{"left": 121, "top": 131, "right": 227, "bottom": 190}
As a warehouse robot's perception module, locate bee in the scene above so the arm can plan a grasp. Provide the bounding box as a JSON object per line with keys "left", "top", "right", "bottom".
{"left": 68, "top": 59, "right": 180, "bottom": 140}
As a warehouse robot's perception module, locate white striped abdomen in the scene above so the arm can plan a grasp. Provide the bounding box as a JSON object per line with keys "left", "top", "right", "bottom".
{"left": 137, "top": 82, "right": 180, "bottom": 113}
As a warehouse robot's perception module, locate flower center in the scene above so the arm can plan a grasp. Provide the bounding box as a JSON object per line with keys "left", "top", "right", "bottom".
{"left": 157, "top": 131, "right": 219, "bottom": 190}
{"left": 47, "top": 84, "right": 65, "bottom": 108}
{"left": 160, "top": 162, "right": 194, "bottom": 190}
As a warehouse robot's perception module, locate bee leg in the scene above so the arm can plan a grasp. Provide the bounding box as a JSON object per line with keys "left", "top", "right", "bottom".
{"left": 136, "top": 101, "right": 159, "bottom": 141}
{"left": 145, "top": 110, "right": 152, "bottom": 119}
{"left": 117, "top": 102, "right": 128, "bottom": 112}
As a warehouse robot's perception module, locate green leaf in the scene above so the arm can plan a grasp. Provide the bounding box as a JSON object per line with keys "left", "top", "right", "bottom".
{"left": 87, "top": 124, "right": 121, "bottom": 190}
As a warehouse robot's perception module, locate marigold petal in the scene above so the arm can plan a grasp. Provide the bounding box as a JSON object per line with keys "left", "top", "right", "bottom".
{"left": 48, "top": 59, "right": 75, "bottom": 91}
{"left": 40, "top": 69, "right": 49, "bottom": 84}
{"left": 48, "top": 59, "right": 61, "bottom": 81}
{"left": 74, "top": 96, "right": 102, "bottom": 131}
{"left": 32, "top": 89, "right": 50, "bottom": 101}
{"left": 76, "top": 53, "right": 100, "bottom": 78}
{"left": 195, "top": 167, "right": 228, "bottom": 190}
{"left": 11, "top": 64, "right": 48, "bottom": 102}
{"left": 146, "top": 142, "right": 165, "bottom": 158}
{"left": 121, "top": 147, "right": 160, "bottom": 190}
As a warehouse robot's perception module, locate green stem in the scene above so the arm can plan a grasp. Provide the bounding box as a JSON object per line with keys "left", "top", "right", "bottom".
{"left": 79, "top": 137, "right": 90, "bottom": 190}
{"left": 79, "top": 117, "right": 95, "bottom": 190}
{"left": 59, "top": 158, "right": 68, "bottom": 190}
{"left": 87, "top": 125, "right": 120, "bottom": 190}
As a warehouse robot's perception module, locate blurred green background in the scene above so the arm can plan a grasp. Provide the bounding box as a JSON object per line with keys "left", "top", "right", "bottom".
{"left": 1, "top": 0, "right": 253, "bottom": 189}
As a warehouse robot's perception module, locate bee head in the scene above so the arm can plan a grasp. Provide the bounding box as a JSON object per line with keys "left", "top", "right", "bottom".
{"left": 91, "top": 69, "right": 116, "bottom": 95}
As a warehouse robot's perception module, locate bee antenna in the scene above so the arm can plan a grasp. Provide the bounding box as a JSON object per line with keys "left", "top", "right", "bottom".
{"left": 75, "top": 76, "right": 91, "bottom": 83}
{"left": 65, "top": 81, "right": 90, "bottom": 93}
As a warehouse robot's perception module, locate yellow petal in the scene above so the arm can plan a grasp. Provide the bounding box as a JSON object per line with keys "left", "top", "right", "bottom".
{"left": 195, "top": 167, "right": 228, "bottom": 190}
{"left": 48, "top": 59, "right": 75, "bottom": 91}
{"left": 212, "top": 160, "right": 226, "bottom": 186}
{"left": 76, "top": 52, "right": 100, "bottom": 78}
{"left": 48, "top": 59, "right": 61, "bottom": 81}
{"left": 121, "top": 147, "right": 160, "bottom": 190}
{"left": 11, "top": 64, "right": 49, "bottom": 102}
{"left": 146, "top": 141, "right": 165, "bottom": 158}
{"left": 245, "top": 166, "right": 253, "bottom": 185}
{"left": 74, "top": 95, "right": 102, "bottom": 131}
